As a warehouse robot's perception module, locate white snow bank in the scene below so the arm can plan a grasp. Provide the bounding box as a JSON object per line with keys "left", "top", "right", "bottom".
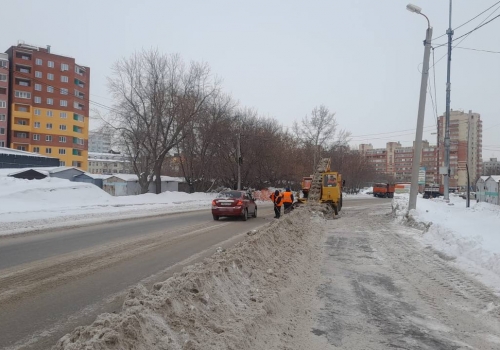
{"left": 0, "top": 177, "right": 217, "bottom": 236}
{"left": 393, "top": 193, "right": 500, "bottom": 293}
{"left": 53, "top": 209, "right": 324, "bottom": 350}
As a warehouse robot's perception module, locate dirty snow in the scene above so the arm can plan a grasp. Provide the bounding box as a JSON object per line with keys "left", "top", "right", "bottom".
{"left": 53, "top": 209, "right": 326, "bottom": 350}
{"left": 393, "top": 193, "right": 500, "bottom": 294}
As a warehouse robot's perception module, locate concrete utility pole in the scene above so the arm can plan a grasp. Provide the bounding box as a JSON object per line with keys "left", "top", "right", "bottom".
{"left": 443, "top": 0, "right": 454, "bottom": 201}
{"left": 407, "top": 4, "right": 433, "bottom": 211}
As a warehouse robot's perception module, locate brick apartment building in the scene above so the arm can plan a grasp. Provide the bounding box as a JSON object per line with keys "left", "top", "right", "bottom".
{"left": 360, "top": 141, "right": 438, "bottom": 184}
{"left": 4, "top": 42, "right": 90, "bottom": 170}
{"left": 359, "top": 109, "right": 483, "bottom": 188}
{"left": 0, "top": 53, "right": 8, "bottom": 147}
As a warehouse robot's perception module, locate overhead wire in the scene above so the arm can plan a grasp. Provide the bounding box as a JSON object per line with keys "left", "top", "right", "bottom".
{"left": 433, "top": 0, "right": 500, "bottom": 41}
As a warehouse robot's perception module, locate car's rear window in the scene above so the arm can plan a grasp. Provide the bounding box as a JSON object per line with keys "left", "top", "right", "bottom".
{"left": 217, "top": 191, "right": 242, "bottom": 199}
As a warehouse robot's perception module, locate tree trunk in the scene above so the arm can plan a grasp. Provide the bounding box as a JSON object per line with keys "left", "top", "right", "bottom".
{"left": 155, "top": 165, "right": 162, "bottom": 194}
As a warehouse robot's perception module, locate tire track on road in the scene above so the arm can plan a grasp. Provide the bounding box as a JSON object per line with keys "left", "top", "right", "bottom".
{"left": 0, "top": 221, "right": 230, "bottom": 305}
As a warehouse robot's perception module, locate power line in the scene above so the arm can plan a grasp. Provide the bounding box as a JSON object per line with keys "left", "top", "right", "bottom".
{"left": 433, "top": 1, "right": 500, "bottom": 41}
{"left": 431, "top": 4, "right": 500, "bottom": 68}
{"left": 454, "top": 46, "right": 500, "bottom": 54}
{"left": 453, "top": 13, "right": 500, "bottom": 42}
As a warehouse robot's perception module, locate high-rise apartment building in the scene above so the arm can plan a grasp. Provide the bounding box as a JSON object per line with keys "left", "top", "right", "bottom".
{"left": 0, "top": 53, "right": 9, "bottom": 147}
{"left": 438, "top": 110, "right": 482, "bottom": 188}
{"left": 5, "top": 43, "right": 90, "bottom": 169}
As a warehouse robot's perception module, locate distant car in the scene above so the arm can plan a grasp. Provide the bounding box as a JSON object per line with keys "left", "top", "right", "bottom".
{"left": 211, "top": 190, "right": 257, "bottom": 221}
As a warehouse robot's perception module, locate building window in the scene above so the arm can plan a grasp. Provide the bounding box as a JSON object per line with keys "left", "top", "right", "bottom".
{"left": 72, "top": 161, "right": 82, "bottom": 167}
{"left": 0, "top": 127, "right": 4, "bottom": 135}
{"left": 33, "top": 146, "right": 40, "bottom": 152}
{"left": 15, "top": 91, "right": 32, "bottom": 99}
{"left": 17, "top": 146, "right": 27, "bottom": 151}
{"left": 46, "top": 135, "right": 53, "bottom": 141}
{"left": 59, "top": 136, "right": 67, "bottom": 143}
{"left": 73, "top": 113, "right": 84, "bottom": 122}
{"left": 34, "top": 84, "right": 42, "bottom": 91}
{"left": 34, "top": 109, "right": 41, "bottom": 116}
{"left": 0, "top": 60, "right": 7, "bottom": 68}
{"left": 61, "top": 76, "right": 68, "bottom": 83}
{"left": 17, "top": 132, "right": 27, "bottom": 138}
{"left": 61, "top": 63, "right": 69, "bottom": 71}
{"left": 33, "top": 134, "right": 40, "bottom": 141}
{"left": 46, "top": 148, "right": 52, "bottom": 154}
{"left": 60, "top": 100, "right": 68, "bottom": 107}
{"left": 59, "top": 124, "right": 67, "bottom": 131}
{"left": 60, "top": 161, "right": 66, "bottom": 166}
{"left": 17, "top": 79, "right": 29, "bottom": 87}
{"left": 0, "top": 101, "right": 5, "bottom": 108}
{"left": 75, "top": 66, "right": 85, "bottom": 75}
{"left": 48, "top": 61, "right": 54, "bottom": 68}
{"left": 60, "top": 112, "right": 67, "bottom": 118}
{"left": 34, "top": 122, "right": 40, "bottom": 128}
{"left": 35, "top": 71, "right": 42, "bottom": 78}
{"left": 47, "top": 110, "right": 53, "bottom": 117}
{"left": 47, "top": 73, "right": 54, "bottom": 80}
{"left": 60, "top": 88, "right": 68, "bottom": 95}
{"left": 0, "top": 114, "right": 5, "bottom": 121}
{"left": 46, "top": 123, "right": 53, "bottom": 129}
{"left": 0, "top": 74, "right": 7, "bottom": 82}
{"left": 47, "top": 98, "right": 53, "bottom": 105}
{"left": 47, "top": 86, "right": 54, "bottom": 93}
{"left": 59, "top": 149, "right": 66, "bottom": 155}
{"left": 36, "top": 58, "right": 42, "bottom": 65}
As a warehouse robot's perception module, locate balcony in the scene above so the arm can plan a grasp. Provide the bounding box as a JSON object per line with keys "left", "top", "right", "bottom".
{"left": 12, "top": 119, "right": 31, "bottom": 132}
{"left": 73, "top": 102, "right": 84, "bottom": 111}
{"left": 74, "top": 79, "right": 85, "bottom": 88}
{"left": 74, "top": 89, "right": 85, "bottom": 99}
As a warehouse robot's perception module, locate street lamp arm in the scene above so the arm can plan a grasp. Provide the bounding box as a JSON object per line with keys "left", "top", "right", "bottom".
{"left": 419, "top": 12, "right": 431, "bottom": 29}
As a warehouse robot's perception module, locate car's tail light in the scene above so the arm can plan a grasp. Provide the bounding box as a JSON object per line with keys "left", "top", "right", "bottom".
{"left": 236, "top": 200, "right": 243, "bottom": 206}
{"left": 212, "top": 200, "right": 217, "bottom": 206}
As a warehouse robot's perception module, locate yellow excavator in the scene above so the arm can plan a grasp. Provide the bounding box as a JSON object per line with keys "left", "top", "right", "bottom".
{"left": 294, "top": 158, "right": 343, "bottom": 216}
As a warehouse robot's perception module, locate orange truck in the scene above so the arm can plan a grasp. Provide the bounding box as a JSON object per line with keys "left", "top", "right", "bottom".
{"left": 373, "top": 183, "right": 395, "bottom": 198}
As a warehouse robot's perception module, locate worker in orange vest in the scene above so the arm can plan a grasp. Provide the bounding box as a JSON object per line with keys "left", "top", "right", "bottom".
{"left": 282, "top": 187, "right": 294, "bottom": 214}
{"left": 271, "top": 190, "right": 283, "bottom": 218}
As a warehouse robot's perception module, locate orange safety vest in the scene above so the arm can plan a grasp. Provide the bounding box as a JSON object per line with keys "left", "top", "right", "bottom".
{"left": 270, "top": 193, "right": 276, "bottom": 202}
{"left": 282, "top": 191, "right": 293, "bottom": 204}
{"left": 275, "top": 194, "right": 283, "bottom": 207}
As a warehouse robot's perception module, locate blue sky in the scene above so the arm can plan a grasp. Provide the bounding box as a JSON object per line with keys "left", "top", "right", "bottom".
{"left": 2, "top": 0, "right": 499, "bottom": 157}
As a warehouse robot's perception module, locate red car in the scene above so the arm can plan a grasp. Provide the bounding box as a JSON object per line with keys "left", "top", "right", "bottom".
{"left": 211, "top": 190, "right": 257, "bottom": 221}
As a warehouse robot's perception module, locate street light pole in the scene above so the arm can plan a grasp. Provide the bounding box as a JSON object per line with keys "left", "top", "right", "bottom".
{"left": 407, "top": 4, "right": 433, "bottom": 211}
{"left": 443, "top": 0, "right": 454, "bottom": 201}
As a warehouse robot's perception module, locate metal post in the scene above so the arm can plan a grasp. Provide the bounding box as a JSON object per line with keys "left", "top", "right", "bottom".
{"left": 236, "top": 132, "right": 241, "bottom": 190}
{"left": 443, "top": 0, "right": 454, "bottom": 200}
{"left": 466, "top": 118, "right": 470, "bottom": 207}
{"left": 409, "top": 25, "right": 433, "bottom": 210}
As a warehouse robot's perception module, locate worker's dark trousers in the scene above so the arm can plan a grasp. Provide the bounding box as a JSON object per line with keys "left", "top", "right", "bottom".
{"left": 274, "top": 205, "right": 281, "bottom": 218}
{"left": 283, "top": 203, "right": 292, "bottom": 213}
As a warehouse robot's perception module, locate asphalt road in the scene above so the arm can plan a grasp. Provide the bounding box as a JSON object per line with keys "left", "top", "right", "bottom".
{"left": 0, "top": 204, "right": 280, "bottom": 350}
{"left": 0, "top": 196, "right": 385, "bottom": 349}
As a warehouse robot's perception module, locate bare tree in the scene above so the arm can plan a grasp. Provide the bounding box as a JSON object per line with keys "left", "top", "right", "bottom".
{"left": 108, "top": 50, "right": 219, "bottom": 193}
{"left": 293, "top": 105, "right": 338, "bottom": 171}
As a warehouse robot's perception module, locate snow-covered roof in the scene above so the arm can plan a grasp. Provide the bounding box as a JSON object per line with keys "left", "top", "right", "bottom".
{"left": 480, "top": 176, "right": 489, "bottom": 181}
{"left": 76, "top": 172, "right": 113, "bottom": 180}
{"left": 0, "top": 147, "right": 56, "bottom": 159}
{"left": 49, "top": 166, "right": 84, "bottom": 174}
{"left": 487, "top": 175, "right": 500, "bottom": 183}
{"left": 105, "top": 174, "right": 184, "bottom": 182}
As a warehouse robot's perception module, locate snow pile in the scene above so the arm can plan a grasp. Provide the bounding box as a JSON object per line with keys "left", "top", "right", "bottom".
{"left": 393, "top": 193, "right": 500, "bottom": 292}
{"left": 54, "top": 208, "right": 324, "bottom": 350}
{"left": 0, "top": 176, "right": 216, "bottom": 235}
